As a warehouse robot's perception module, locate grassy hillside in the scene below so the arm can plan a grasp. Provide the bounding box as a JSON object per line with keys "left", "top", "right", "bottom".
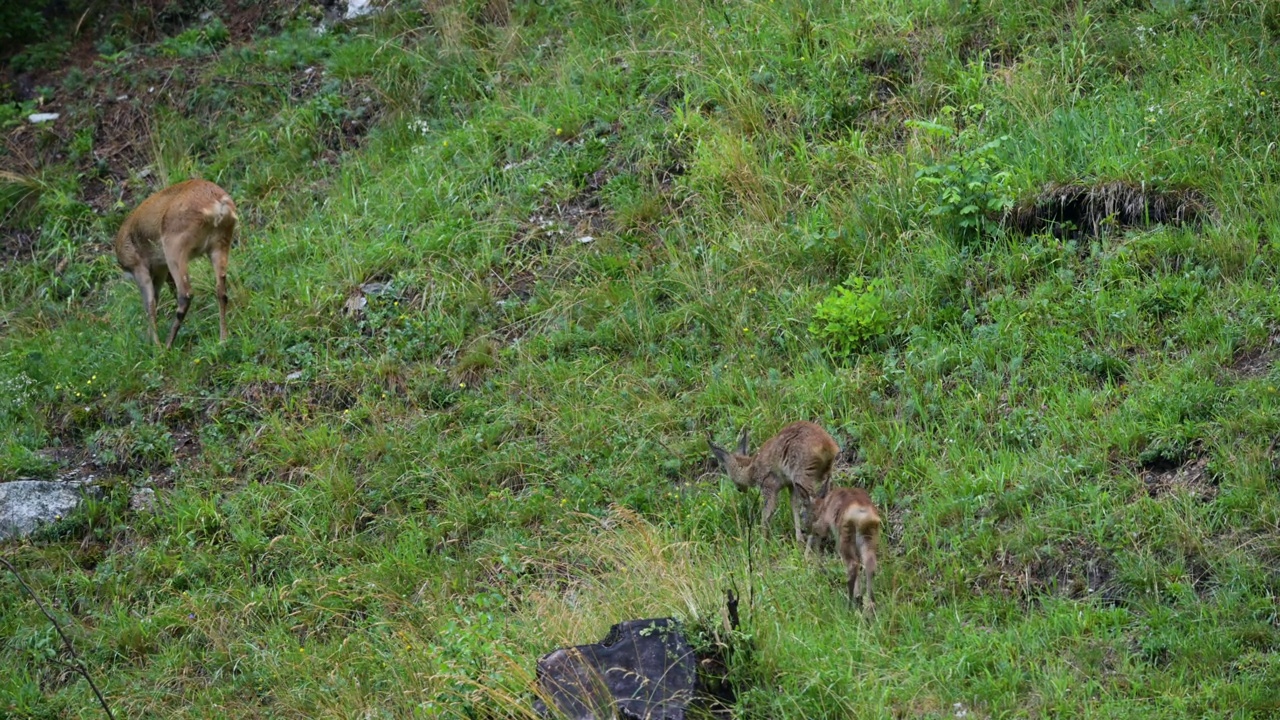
{"left": 4, "top": 0, "right": 1280, "bottom": 716}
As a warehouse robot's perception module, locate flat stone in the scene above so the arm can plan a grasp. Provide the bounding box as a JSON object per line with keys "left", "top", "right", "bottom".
{"left": 130, "top": 487, "right": 156, "bottom": 513}
{"left": 0, "top": 481, "right": 84, "bottom": 541}
{"left": 345, "top": 0, "right": 378, "bottom": 19}
{"left": 360, "top": 281, "right": 393, "bottom": 295}
{"left": 533, "top": 617, "right": 697, "bottom": 720}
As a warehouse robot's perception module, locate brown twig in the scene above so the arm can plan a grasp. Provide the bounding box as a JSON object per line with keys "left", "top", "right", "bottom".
{"left": 0, "top": 556, "right": 115, "bottom": 720}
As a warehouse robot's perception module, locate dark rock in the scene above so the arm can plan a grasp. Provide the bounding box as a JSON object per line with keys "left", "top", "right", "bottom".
{"left": 534, "top": 618, "right": 698, "bottom": 720}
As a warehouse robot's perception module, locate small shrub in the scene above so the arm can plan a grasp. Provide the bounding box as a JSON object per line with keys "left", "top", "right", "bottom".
{"left": 9, "top": 39, "right": 71, "bottom": 73}
{"left": 156, "top": 17, "right": 230, "bottom": 58}
{"left": 1139, "top": 275, "right": 1205, "bottom": 319}
{"left": 809, "top": 277, "right": 890, "bottom": 358}
{"left": 91, "top": 422, "right": 175, "bottom": 473}
{"left": 910, "top": 107, "right": 1014, "bottom": 240}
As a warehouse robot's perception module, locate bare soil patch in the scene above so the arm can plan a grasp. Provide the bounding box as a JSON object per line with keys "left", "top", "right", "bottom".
{"left": 1139, "top": 455, "right": 1217, "bottom": 500}
{"left": 979, "top": 538, "right": 1122, "bottom": 606}
{"left": 0, "top": 228, "right": 38, "bottom": 263}
{"left": 1230, "top": 333, "right": 1280, "bottom": 379}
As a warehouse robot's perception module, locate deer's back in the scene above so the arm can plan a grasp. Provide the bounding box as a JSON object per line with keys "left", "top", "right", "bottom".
{"left": 757, "top": 421, "right": 838, "bottom": 492}
{"left": 816, "top": 487, "right": 879, "bottom": 535}
{"left": 115, "top": 180, "right": 236, "bottom": 267}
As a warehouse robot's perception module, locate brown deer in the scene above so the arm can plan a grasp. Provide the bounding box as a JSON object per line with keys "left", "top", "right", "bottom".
{"left": 706, "top": 421, "right": 839, "bottom": 544}
{"left": 807, "top": 478, "right": 881, "bottom": 614}
{"left": 114, "top": 179, "right": 238, "bottom": 348}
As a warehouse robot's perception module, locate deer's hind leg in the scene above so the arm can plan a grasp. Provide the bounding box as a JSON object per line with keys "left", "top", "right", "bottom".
{"left": 129, "top": 266, "right": 161, "bottom": 346}
{"left": 162, "top": 236, "right": 197, "bottom": 349}
{"left": 759, "top": 484, "right": 779, "bottom": 535}
{"left": 211, "top": 241, "right": 230, "bottom": 342}
{"left": 838, "top": 528, "right": 863, "bottom": 610}
{"left": 856, "top": 531, "right": 878, "bottom": 615}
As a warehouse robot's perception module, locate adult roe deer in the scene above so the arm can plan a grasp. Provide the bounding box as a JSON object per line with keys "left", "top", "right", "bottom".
{"left": 807, "top": 478, "right": 881, "bottom": 614}
{"left": 706, "top": 421, "right": 839, "bottom": 543}
{"left": 114, "top": 179, "right": 238, "bottom": 348}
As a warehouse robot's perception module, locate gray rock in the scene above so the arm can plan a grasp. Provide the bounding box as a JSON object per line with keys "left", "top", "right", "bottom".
{"left": 345, "top": 0, "right": 378, "bottom": 20}
{"left": 130, "top": 487, "right": 156, "bottom": 513}
{"left": 533, "top": 617, "right": 697, "bottom": 720}
{"left": 0, "top": 481, "right": 84, "bottom": 541}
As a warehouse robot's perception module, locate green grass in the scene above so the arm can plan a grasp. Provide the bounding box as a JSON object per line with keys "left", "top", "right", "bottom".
{"left": 5, "top": 0, "right": 1280, "bottom": 716}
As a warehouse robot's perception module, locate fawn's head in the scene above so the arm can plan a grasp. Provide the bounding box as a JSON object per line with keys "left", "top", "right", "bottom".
{"left": 805, "top": 476, "right": 833, "bottom": 529}
{"left": 707, "top": 427, "right": 753, "bottom": 492}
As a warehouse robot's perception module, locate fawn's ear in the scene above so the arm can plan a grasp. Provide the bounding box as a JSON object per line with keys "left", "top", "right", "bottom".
{"left": 816, "top": 476, "right": 832, "bottom": 500}
{"left": 708, "top": 443, "right": 729, "bottom": 467}
{"left": 736, "top": 426, "right": 750, "bottom": 455}
{"left": 706, "top": 431, "right": 729, "bottom": 466}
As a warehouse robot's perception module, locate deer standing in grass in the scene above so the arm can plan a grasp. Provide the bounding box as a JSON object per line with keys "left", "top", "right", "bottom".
{"left": 114, "top": 179, "right": 238, "bottom": 348}
{"left": 706, "top": 421, "right": 838, "bottom": 544}
{"left": 807, "top": 478, "right": 881, "bottom": 614}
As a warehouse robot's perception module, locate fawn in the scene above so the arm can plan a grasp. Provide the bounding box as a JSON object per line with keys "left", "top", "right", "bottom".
{"left": 807, "top": 477, "right": 881, "bottom": 614}
{"left": 114, "top": 179, "right": 238, "bottom": 348}
{"left": 706, "top": 421, "right": 839, "bottom": 544}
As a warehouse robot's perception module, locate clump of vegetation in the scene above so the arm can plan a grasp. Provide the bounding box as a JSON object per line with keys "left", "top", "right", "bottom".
{"left": 911, "top": 106, "right": 1015, "bottom": 240}
{"left": 156, "top": 17, "right": 231, "bottom": 58}
{"left": 809, "top": 276, "right": 890, "bottom": 358}
{"left": 89, "top": 422, "right": 174, "bottom": 473}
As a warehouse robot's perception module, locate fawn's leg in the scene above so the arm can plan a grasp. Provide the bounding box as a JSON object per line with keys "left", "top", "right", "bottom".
{"left": 857, "top": 531, "right": 878, "bottom": 615}
{"left": 211, "top": 243, "right": 229, "bottom": 342}
{"left": 163, "top": 249, "right": 193, "bottom": 349}
{"left": 131, "top": 268, "right": 160, "bottom": 346}
{"left": 760, "top": 486, "right": 778, "bottom": 534}
{"left": 839, "top": 528, "right": 862, "bottom": 610}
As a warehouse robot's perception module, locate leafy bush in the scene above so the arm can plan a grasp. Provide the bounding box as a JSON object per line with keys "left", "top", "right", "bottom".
{"left": 911, "top": 107, "right": 1015, "bottom": 240}
{"left": 809, "top": 276, "right": 890, "bottom": 357}
{"left": 156, "top": 17, "right": 230, "bottom": 58}
{"left": 9, "top": 39, "right": 72, "bottom": 73}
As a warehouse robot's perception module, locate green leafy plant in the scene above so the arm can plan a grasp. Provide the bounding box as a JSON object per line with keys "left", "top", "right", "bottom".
{"left": 809, "top": 276, "right": 889, "bottom": 357}
{"left": 156, "top": 17, "right": 230, "bottom": 58}
{"left": 911, "top": 107, "right": 1014, "bottom": 239}
{"left": 90, "top": 422, "right": 175, "bottom": 474}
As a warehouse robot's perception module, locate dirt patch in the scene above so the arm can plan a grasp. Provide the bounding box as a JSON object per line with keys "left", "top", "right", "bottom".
{"left": 860, "top": 45, "right": 913, "bottom": 102}
{"left": 1140, "top": 455, "right": 1217, "bottom": 500}
{"left": 979, "top": 538, "right": 1121, "bottom": 605}
{"left": 507, "top": 175, "right": 612, "bottom": 260}
{"left": 0, "top": 228, "right": 38, "bottom": 263}
{"left": 491, "top": 266, "right": 536, "bottom": 302}
{"left": 957, "top": 20, "right": 1018, "bottom": 70}
{"left": 1005, "top": 182, "right": 1212, "bottom": 238}
{"left": 492, "top": 165, "right": 613, "bottom": 303}
{"left": 37, "top": 444, "right": 103, "bottom": 485}
{"left": 1230, "top": 333, "right": 1280, "bottom": 379}
{"left": 3, "top": 5, "right": 381, "bottom": 239}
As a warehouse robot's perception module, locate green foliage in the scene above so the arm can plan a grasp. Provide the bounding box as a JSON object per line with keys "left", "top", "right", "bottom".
{"left": 0, "top": 99, "right": 38, "bottom": 130}
{"left": 0, "top": 0, "right": 85, "bottom": 55}
{"left": 156, "top": 16, "right": 231, "bottom": 58}
{"left": 9, "top": 39, "right": 72, "bottom": 73}
{"left": 911, "top": 107, "right": 1015, "bottom": 240}
{"left": 89, "top": 421, "right": 174, "bottom": 474}
{"left": 809, "top": 277, "right": 890, "bottom": 358}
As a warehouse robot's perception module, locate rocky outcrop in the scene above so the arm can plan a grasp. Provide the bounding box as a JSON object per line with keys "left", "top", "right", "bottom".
{"left": 533, "top": 617, "right": 698, "bottom": 720}
{"left": 0, "top": 481, "right": 87, "bottom": 541}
